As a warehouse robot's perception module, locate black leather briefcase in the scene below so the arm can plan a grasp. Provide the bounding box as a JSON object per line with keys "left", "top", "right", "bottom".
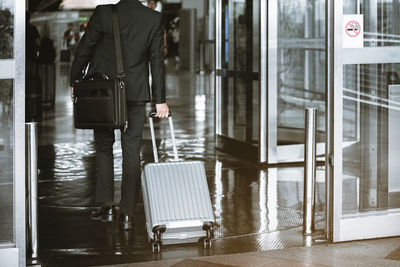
{"left": 73, "top": 5, "right": 128, "bottom": 130}
{"left": 73, "top": 74, "right": 127, "bottom": 129}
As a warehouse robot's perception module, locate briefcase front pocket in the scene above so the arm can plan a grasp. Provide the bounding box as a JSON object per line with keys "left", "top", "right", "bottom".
{"left": 75, "top": 89, "right": 115, "bottom": 123}
{"left": 73, "top": 79, "right": 127, "bottom": 129}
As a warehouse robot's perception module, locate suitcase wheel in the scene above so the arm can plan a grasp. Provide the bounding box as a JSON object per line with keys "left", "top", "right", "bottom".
{"left": 203, "top": 222, "right": 216, "bottom": 239}
{"left": 203, "top": 238, "right": 212, "bottom": 249}
{"left": 202, "top": 221, "right": 216, "bottom": 249}
{"left": 151, "top": 235, "right": 162, "bottom": 253}
{"left": 152, "top": 241, "right": 161, "bottom": 252}
{"left": 151, "top": 225, "right": 166, "bottom": 252}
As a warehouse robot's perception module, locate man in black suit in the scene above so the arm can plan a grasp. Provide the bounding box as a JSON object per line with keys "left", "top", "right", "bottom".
{"left": 70, "top": 0, "right": 169, "bottom": 230}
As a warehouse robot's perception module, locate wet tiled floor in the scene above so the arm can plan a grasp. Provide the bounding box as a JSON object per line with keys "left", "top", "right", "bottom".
{"left": 103, "top": 236, "right": 400, "bottom": 267}
{"left": 34, "top": 63, "right": 326, "bottom": 266}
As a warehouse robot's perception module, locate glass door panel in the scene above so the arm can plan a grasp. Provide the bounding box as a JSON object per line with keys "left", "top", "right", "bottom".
{"left": 216, "top": 0, "right": 260, "bottom": 161}
{"left": 343, "top": 63, "right": 400, "bottom": 213}
{"left": 269, "top": 0, "right": 326, "bottom": 163}
{"left": 0, "top": 1, "right": 13, "bottom": 59}
{"left": 0, "top": 0, "right": 14, "bottom": 245}
{"left": 277, "top": 0, "right": 325, "bottom": 133}
{"left": 0, "top": 0, "right": 25, "bottom": 265}
{"left": 344, "top": 0, "right": 400, "bottom": 47}
{"left": 333, "top": 0, "right": 400, "bottom": 242}
{"left": 0, "top": 79, "right": 13, "bottom": 244}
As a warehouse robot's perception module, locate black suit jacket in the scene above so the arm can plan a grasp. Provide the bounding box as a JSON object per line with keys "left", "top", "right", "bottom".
{"left": 70, "top": 0, "right": 165, "bottom": 103}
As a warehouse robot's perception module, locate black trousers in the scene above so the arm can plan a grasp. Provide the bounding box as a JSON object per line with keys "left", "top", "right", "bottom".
{"left": 94, "top": 102, "right": 146, "bottom": 217}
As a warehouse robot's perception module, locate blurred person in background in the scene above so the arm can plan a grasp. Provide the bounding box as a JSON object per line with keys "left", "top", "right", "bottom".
{"left": 63, "top": 23, "right": 74, "bottom": 49}
{"left": 38, "top": 36, "right": 56, "bottom": 65}
{"left": 168, "top": 17, "right": 179, "bottom": 69}
{"left": 25, "top": 11, "right": 42, "bottom": 122}
{"left": 60, "top": 23, "right": 75, "bottom": 62}
{"left": 79, "top": 23, "right": 86, "bottom": 40}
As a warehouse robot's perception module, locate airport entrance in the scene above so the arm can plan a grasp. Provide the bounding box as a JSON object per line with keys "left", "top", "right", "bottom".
{"left": 330, "top": 0, "right": 400, "bottom": 241}
{"left": 215, "top": 0, "right": 400, "bottom": 241}
{"left": 2, "top": 0, "right": 400, "bottom": 265}
{"left": 215, "top": 0, "right": 326, "bottom": 164}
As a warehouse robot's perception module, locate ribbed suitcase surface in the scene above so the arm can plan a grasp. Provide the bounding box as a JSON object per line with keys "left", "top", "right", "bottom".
{"left": 143, "top": 161, "right": 213, "bottom": 221}
{"left": 142, "top": 113, "right": 215, "bottom": 250}
{"left": 141, "top": 161, "right": 214, "bottom": 245}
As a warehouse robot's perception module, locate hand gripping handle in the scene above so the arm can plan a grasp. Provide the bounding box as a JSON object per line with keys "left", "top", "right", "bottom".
{"left": 148, "top": 112, "right": 179, "bottom": 163}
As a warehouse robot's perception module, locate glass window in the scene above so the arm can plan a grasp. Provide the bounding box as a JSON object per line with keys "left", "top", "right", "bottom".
{"left": 0, "top": 0, "right": 14, "bottom": 59}
{"left": 276, "top": 0, "right": 326, "bottom": 146}
{"left": 345, "top": 0, "right": 400, "bottom": 47}
{"left": 0, "top": 0, "right": 14, "bottom": 245}
{"left": 343, "top": 63, "right": 400, "bottom": 214}
{"left": 219, "top": 0, "right": 260, "bottom": 146}
{"left": 0, "top": 79, "right": 14, "bottom": 243}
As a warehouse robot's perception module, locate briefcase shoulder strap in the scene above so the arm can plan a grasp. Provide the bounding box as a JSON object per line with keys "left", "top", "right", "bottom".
{"left": 112, "top": 5, "right": 125, "bottom": 79}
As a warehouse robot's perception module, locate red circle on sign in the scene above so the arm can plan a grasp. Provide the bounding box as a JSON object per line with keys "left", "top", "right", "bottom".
{"left": 345, "top": 21, "right": 361, "bottom": 37}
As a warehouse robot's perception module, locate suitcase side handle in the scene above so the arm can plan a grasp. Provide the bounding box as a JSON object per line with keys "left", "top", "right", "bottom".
{"left": 148, "top": 111, "right": 179, "bottom": 163}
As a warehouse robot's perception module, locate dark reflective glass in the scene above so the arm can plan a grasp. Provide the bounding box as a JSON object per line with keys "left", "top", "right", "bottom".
{"left": 0, "top": 0, "right": 14, "bottom": 59}
{"left": 220, "top": 0, "right": 260, "bottom": 146}
{"left": 0, "top": 79, "right": 14, "bottom": 243}
{"left": 221, "top": 77, "right": 259, "bottom": 144}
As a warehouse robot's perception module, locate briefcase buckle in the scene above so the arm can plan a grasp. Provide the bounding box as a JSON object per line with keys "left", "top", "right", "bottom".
{"left": 119, "top": 81, "right": 125, "bottom": 89}
{"left": 117, "top": 72, "right": 125, "bottom": 79}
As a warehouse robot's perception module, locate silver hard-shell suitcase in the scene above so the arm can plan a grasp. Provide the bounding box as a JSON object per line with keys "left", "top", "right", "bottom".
{"left": 141, "top": 112, "right": 216, "bottom": 252}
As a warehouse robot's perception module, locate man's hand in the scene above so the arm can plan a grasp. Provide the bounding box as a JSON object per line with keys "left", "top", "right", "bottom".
{"left": 70, "top": 87, "right": 74, "bottom": 100}
{"left": 155, "top": 103, "right": 169, "bottom": 118}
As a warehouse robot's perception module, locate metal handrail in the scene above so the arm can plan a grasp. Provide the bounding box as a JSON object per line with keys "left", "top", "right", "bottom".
{"left": 304, "top": 108, "right": 317, "bottom": 235}
{"left": 26, "top": 122, "right": 39, "bottom": 260}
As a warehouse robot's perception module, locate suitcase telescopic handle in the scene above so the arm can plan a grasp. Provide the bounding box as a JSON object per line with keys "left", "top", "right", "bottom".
{"left": 148, "top": 112, "right": 179, "bottom": 163}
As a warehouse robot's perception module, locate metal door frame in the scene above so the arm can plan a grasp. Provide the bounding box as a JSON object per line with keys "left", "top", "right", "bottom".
{"left": 215, "top": 0, "right": 222, "bottom": 142}
{"left": 260, "top": 0, "right": 278, "bottom": 164}
{"left": 328, "top": 0, "right": 400, "bottom": 242}
{"left": 0, "top": 0, "right": 26, "bottom": 265}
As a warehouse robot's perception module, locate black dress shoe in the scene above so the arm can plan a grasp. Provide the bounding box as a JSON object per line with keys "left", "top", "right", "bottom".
{"left": 119, "top": 213, "right": 134, "bottom": 230}
{"left": 90, "top": 205, "right": 116, "bottom": 222}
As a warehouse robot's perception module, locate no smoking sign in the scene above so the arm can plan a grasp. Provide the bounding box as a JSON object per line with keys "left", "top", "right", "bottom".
{"left": 345, "top": 21, "right": 361, "bottom": 37}
{"left": 343, "top": 15, "right": 364, "bottom": 48}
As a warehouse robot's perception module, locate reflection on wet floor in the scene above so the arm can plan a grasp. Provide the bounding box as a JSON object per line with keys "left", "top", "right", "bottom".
{"left": 37, "top": 63, "right": 325, "bottom": 266}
